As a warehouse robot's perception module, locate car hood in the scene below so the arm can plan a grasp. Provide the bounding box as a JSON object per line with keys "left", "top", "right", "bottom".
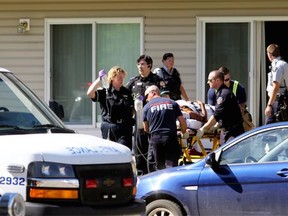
{"left": 136, "top": 160, "right": 206, "bottom": 199}
{"left": 0, "top": 133, "right": 132, "bottom": 164}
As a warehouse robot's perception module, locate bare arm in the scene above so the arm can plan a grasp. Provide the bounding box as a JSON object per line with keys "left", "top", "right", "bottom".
{"left": 265, "top": 81, "right": 280, "bottom": 117}
{"left": 180, "top": 84, "right": 190, "bottom": 101}
{"left": 177, "top": 115, "right": 187, "bottom": 133}
{"left": 196, "top": 100, "right": 207, "bottom": 122}
{"left": 239, "top": 102, "right": 246, "bottom": 113}
{"left": 202, "top": 115, "right": 217, "bottom": 131}
{"left": 143, "top": 121, "right": 149, "bottom": 133}
{"left": 87, "top": 77, "right": 101, "bottom": 99}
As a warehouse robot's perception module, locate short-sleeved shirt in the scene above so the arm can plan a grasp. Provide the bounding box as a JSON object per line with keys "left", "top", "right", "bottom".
{"left": 92, "top": 86, "right": 134, "bottom": 124}
{"left": 266, "top": 57, "right": 288, "bottom": 97}
{"left": 143, "top": 97, "right": 182, "bottom": 134}
{"left": 207, "top": 80, "right": 247, "bottom": 106}
{"left": 154, "top": 67, "right": 182, "bottom": 100}
{"left": 126, "top": 72, "right": 166, "bottom": 106}
{"left": 213, "top": 84, "right": 243, "bottom": 129}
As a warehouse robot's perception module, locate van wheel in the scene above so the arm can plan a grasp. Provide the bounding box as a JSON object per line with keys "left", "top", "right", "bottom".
{"left": 146, "top": 199, "right": 183, "bottom": 216}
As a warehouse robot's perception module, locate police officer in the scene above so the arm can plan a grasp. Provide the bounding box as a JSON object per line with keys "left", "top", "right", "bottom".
{"left": 143, "top": 85, "right": 187, "bottom": 170}
{"left": 207, "top": 66, "right": 254, "bottom": 131}
{"left": 153, "top": 53, "right": 190, "bottom": 101}
{"left": 126, "top": 54, "right": 165, "bottom": 174}
{"left": 87, "top": 66, "right": 134, "bottom": 150}
{"left": 197, "top": 70, "right": 244, "bottom": 144}
{"left": 207, "top": 66, "right": 247, "bottom": 112}
{"left": 265, "top": 44, "right": 288, "bottom": 124}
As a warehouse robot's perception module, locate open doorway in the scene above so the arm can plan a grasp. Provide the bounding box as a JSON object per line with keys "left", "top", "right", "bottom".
{"left": 265, "top": 21, "right": 288, "bottom": 76}
{"left": 198, "top": 18, "right": 288, "bottom": 127}
{"left": 259, "top": 21, "right": 288, "bottom": 126}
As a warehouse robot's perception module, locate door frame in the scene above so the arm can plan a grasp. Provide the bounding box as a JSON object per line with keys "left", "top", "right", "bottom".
{"left": 196, "top": 16, "right": 288, "bottom": 126}
{"left": 44, "top": 17, "right": 143, "bottom": 128}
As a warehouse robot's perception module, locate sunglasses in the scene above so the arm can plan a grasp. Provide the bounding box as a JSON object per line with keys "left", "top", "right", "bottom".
{"left": 224, "top": 78, "right": 230, "bottom": 82}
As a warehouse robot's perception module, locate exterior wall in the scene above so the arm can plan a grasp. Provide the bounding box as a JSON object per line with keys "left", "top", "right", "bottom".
{"left": 1, "top": 0, "right": 288, "bottom": 103}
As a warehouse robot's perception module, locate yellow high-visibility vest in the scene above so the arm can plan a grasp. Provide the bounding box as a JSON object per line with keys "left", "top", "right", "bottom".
{"left": 232, "top": 80, "right": 239, "bottom": 96}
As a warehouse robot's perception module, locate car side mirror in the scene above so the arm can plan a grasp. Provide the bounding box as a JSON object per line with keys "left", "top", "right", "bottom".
{"left": 205, "top": 152, "right": 219, "bottom": 167}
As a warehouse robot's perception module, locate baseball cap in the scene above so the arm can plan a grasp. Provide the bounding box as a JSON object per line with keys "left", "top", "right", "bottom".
{"left": 160, "top": 90, "right": 170, "bottom": 96}
{"left": 144, "top": 85, "right": 159, "bottom": 97}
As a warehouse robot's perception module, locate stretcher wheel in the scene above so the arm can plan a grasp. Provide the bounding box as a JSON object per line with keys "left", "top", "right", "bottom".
{"left": 178, "top": 156, "right": 193, "bottom": 166}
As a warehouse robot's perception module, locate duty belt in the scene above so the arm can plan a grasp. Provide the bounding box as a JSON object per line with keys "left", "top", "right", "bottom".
{"left": 113, "top": 119, "right": 132, "bottom": 124}
{"left": 116, "top": 119, "right": 123, "bottom": 123}
{"left": 104, "top": 118, "right": 130, "bottom": 124}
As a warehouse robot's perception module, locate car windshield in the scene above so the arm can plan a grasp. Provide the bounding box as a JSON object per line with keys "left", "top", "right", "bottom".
{"left": 0, "top": 71, "right": 66, "bottom": 132}
{"left": 219, "top": 127, "right": 288, "bottom": 165}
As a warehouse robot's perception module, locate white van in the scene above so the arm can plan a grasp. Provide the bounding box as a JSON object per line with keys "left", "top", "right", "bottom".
{"left": 0, "top": 67, "right": 145, "bottom": 216}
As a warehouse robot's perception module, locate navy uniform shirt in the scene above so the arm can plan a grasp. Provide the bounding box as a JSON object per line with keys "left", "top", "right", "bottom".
{"left": 214, "top": 84, "right": 243, "bottom": 129}
{"left": 154, "top": 67, "right": 182, "bottom": 100}
{"left": 207, "top": 80, "right": 246, "bottom": 106}
{"left": 126, "top": 72, "right": 166, "bottom": 106}
{"left": 143, "top": 97, "right": 182, "bottom": 134}
{"left": 92, "top": 86, "right": 134, "bottom": 124}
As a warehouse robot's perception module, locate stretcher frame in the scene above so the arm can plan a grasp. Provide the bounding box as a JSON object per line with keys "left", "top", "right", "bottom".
{"left": 178, "top": 130, "right": 221, "bottom": 165}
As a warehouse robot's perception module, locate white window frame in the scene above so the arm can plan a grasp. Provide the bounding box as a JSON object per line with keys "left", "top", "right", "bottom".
{"left": 44, "top": 17, "right": 143, "bottom": 129}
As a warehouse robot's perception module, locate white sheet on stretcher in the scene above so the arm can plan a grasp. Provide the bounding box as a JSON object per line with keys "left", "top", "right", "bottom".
{"left": 176, "top": 100, "right": 215, "bottom": 130}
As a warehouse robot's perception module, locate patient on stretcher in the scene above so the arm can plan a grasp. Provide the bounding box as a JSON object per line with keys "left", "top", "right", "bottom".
{"left": 176, "top": 100, "right": 214, "bottom": 130}
{"left": 176, "top": 100, "right": 218, "bottom": 157}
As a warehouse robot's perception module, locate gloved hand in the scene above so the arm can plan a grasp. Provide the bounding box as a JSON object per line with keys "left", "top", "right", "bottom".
{"left": 196, "top": 127, "right": 205, "bottom": 139}
{"left": 98, "top": 69, "right": 106, "bottom": 80}
{"left": 181, "top": 131, "right": 190, "bottom": 139}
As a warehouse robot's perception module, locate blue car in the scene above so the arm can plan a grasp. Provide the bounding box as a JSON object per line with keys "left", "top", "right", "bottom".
{"left": 136, "top": 122, "right": 288, "bottom": 216}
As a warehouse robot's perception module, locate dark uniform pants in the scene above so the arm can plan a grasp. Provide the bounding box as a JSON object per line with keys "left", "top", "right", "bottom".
{"left": 150, "top": 133, "right": 181, "bottom": 170}
{"left": 101, "top": 121, "right": 133, "bottom": 150}
{"left": 220, "top": 124, "right": 244, "bottom": 145}
{"left": 133, "top": 129, "right": 156, "bottom": 175}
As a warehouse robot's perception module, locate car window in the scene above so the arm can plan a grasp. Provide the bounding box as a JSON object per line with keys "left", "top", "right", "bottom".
{"left": 0, "top": 72, "right": 65, "bottom": 129}
{"left": 219, "top": 128, "right": 288, "bottom": 165}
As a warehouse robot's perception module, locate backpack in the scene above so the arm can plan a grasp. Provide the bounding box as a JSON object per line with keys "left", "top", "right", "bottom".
{"left": 242, "top": 109, "right": 255, "bottom": 132}
{"left": 232, "top": 81, "right": 254, "bottom": 132}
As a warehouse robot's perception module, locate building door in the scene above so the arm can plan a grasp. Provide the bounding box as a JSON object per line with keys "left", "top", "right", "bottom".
{"left": 46, "top": 18, "right": 142, "bottom": 129}
{"left": 262, "top": 21, "right": 288, "bottom": 125}
{"left": 197, "top": 18, "right": 288, "bottom": 127}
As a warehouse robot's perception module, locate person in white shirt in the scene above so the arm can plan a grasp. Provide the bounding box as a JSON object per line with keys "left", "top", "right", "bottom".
{"left": 265, "top": 44, "right": 288, "bottom": 124}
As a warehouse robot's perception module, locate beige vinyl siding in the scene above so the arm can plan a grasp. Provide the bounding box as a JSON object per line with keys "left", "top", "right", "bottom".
{"left": 0, "top": 15, "right": 44, "bottom": 96}
{"left": 145, "top": 16, "right": 196, "bottom": 97}
{"left": 0, "top": 1, "right": 288, "bottom": 100}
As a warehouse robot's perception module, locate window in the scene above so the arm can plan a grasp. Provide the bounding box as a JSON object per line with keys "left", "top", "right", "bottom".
{"left": 205, "top": 23, "right": 249, "bottom": 98}
{"left": 219, "top": 128, "right": 288, "bottom": 165}
{"left": 46, "top": 18, "right": 142, "bottom": 127}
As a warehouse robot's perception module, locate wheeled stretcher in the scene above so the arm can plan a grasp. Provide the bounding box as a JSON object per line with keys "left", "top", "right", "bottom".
{"left": 176, "top": 100, "right": 221, "bottom": 165}
{"left": 178, "top": 129, "right": 220, "bottom": 165}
